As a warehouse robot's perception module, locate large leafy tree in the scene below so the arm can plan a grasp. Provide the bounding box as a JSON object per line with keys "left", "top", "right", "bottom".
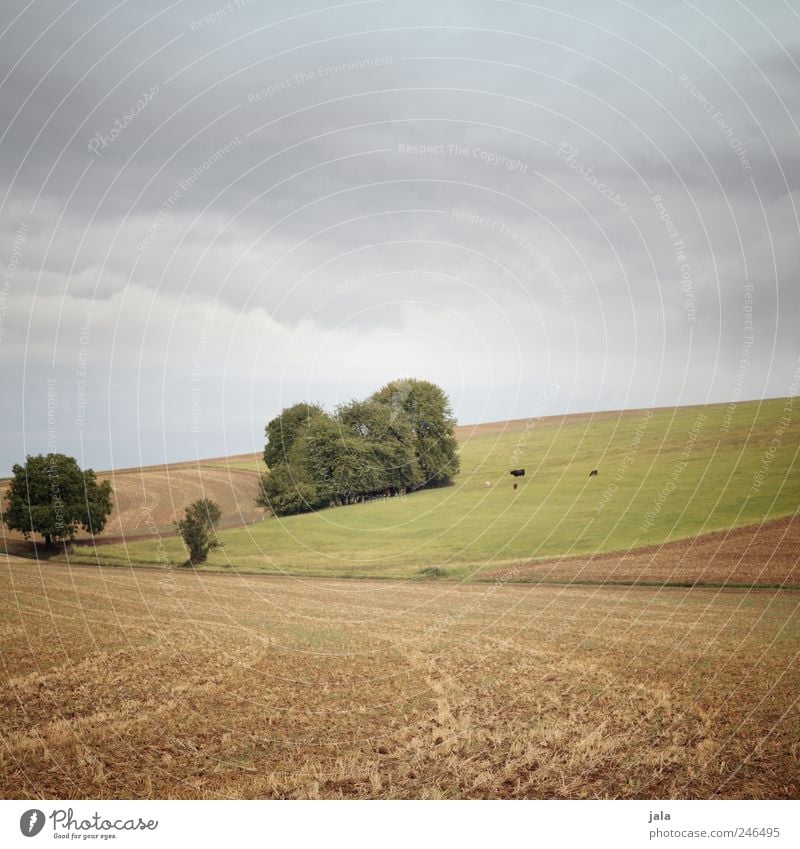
{"left": 371, "top": 379, "right": 460, "bottom": 486}
{"left": 296, "top": 414, "right": 347, "bottom": 504}
{"left": 263, "top": 402, "right": 326, "bottom": 468}
{"left": 2, "top": 453, "right": 113, "bottom": 547}
{"left": 337, "top": 399, "right": 423, "bottom": 493}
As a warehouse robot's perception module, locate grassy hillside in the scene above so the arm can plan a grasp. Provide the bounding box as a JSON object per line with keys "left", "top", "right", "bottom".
{"left": 69, "top": 396, "right": 800, "bottom": 579}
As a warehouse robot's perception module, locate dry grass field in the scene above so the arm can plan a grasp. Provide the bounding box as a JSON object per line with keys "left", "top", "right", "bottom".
{"left": 1, "top": 559, "right": 797, "bottom": 799}
{"left": 0, "top": 452, "right": 266, "bottom": 543}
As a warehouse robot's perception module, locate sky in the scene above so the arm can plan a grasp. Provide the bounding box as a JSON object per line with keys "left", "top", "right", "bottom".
{"left": 1, "top": 0, "right": 798, "bottom": 472}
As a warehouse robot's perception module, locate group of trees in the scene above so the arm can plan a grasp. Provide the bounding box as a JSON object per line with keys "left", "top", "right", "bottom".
{"left": 258, "top": 378, "right": 460, "bottom": 516}
{"left": 2, "top": 377, "right": 458, "bottom": 557}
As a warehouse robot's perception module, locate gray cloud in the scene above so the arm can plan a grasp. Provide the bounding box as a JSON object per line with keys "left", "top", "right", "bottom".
{"left": 1, "top": 0, "right": 798, "bottom": 470}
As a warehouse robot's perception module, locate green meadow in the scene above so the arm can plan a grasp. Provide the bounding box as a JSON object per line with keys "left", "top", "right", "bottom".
{"left": 71, "top": 397, "right": 799, "bottom": 579}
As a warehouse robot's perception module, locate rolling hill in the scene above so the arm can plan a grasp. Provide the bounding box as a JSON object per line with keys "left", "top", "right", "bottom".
{"left": 0, "top": 452, "right": 267, "bottom": 544}
{"left": 50, "top": 395, "right": 800, "bottom": 584}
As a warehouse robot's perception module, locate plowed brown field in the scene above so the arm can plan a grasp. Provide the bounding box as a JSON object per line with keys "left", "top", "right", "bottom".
{"left": 1, "top": 559, "right": 797, "bottom": 799}
{"left": 487, "top": 515, "right": 800, "bottom": 587}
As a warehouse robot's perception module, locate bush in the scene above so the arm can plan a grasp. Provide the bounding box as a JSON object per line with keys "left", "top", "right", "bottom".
{"left": 176, "top": 498, "right": 222, "bottom": 564}
{"left": 416, "top": 565, "right": 447, "bottom": 579}
{"left": 258, "top": 465, "right": 322, "bottom": 516}
{"left": 258, "top": 378, "right": 460, "bottom": 517}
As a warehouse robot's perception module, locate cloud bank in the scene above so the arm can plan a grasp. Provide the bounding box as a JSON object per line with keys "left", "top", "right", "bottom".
{"left": 1, "top": 0, "right": 798, "bottom": 470}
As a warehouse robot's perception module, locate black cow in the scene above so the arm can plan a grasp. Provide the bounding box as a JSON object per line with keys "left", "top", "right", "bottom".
{"left": 510, "top": 468, "right": 525, "bottom": 477}
{"left": 589, "top": 469, "right": 598, "bottom": 477}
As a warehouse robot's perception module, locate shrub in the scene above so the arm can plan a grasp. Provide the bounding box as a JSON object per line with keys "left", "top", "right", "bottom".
{"left": 176, "top": 498, "right": 222, "bottom": 564}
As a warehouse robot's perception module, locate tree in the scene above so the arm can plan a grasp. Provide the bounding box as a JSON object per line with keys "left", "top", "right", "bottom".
{"left": 2, "top": 453, "right": 113, "bottom": 548}
{"left": 371, "top": 379, "right": 460, "bottom": 486}
{"left": 293, "top": 414, "right": 345, "bottom": 504}
{"left": 263, "top": 402, "right": 326, "bottom": 468}
{"left": 337, "top": 399, "right": 423, "bottom": 493}
{"left": 176, "top": 498, "right": 222, "bottom": 564}
{"left": 257, "top": 464, "right": 322, "bottom": 516}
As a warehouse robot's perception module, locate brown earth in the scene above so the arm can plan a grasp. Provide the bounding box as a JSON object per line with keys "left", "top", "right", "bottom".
{"left": 0, "top": 561, "right": 797, "bottom": 799}
{"left": 486, "top": 514, "right": 800, "bottom": 587}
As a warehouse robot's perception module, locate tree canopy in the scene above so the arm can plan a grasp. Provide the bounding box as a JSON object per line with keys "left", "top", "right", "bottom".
{"left": 2, "top": 453, "right": 113, "bottom": 547}
{"left": 263, "top": 402, "right": 326, "bottom": 468}
{"left": 258, "top": 379, "right": 460, "bottom": 517}
{"left": 370, "top": 379, "right": 460, "bottom": 487}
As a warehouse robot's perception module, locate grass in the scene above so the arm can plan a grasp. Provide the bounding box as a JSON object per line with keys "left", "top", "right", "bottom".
{"left": 1, "top": 562, "right": 796, "bottom": 799}
{"left": 69, "top": 397, "right": 800, "bottom": 579}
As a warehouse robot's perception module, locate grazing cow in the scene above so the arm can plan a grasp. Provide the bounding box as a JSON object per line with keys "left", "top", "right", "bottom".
{"left": 589, "top": 469, "right": 598, "bottom": 477}
{"left": 513, "top": 483, "right": 518, "bottom": 490}
{"left": 484, "top": 481, "right": 491, "bottom": 487}
{"left": 510, "top": 468, "right": 525, "bottom": 477}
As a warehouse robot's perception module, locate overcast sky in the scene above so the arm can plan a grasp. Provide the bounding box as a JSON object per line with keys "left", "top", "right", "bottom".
{"left": 1, "top": 0, "right": 798, "bottom": 471}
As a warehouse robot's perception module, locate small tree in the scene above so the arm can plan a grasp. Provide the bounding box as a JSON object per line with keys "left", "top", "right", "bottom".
{"left": 176, "top": 498, "right": 222, "bottom": 564}
{"left": 3, "top": 453, "right": 113, "bottom": 548}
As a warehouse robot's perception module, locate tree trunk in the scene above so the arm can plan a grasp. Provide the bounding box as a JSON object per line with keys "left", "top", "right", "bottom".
{"left": 44, "top": 533, "right": 52, "bottom": 548}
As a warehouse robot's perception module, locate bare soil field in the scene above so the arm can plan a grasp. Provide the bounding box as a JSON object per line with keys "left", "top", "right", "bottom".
{"left": 487, "top": 515, "right": 800, "bottom": 587}
{"left": 0, "top": 453, "right": 266, "bottom": 543}
{"left": 1, "top": 561, "right": 797, "bottom": 799}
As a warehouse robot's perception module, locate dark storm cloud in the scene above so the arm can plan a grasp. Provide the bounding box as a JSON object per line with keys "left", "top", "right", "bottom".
{"left": 1, "top": 0, "right": 798, "bottom": 470}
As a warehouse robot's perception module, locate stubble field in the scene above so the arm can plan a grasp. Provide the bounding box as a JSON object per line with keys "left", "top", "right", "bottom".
{"left": 1, "top": 559, "right": 797, "bottom": 799}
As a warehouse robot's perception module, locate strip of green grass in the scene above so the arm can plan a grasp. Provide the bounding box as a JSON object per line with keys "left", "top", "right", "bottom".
{"left": 70, "top": 397, "right": 800, "bottom": 579}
